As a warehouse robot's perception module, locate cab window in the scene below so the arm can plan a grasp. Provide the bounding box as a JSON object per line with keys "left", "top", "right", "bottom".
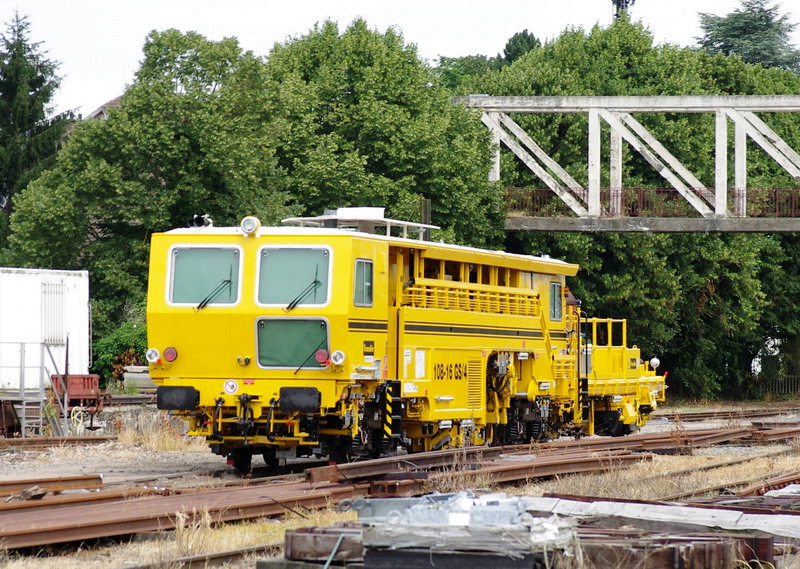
{"left": 170, "top": 247, "right": 240, "bottom": 305}
{"left": 354, "top": 259, "right": 373, "bottom": 307}
{"left": 258, "top": 248, "right": 330, "bottom": 305}
{"left": 257, "top": 319, "right": 328, "bottom": 368}
{"left": 549, "top": 282, "right": 562, "bottom": 321}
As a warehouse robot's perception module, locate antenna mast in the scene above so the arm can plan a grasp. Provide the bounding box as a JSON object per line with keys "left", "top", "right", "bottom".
{"left": 612, "top": 0, "right": 635, "bottom": 18}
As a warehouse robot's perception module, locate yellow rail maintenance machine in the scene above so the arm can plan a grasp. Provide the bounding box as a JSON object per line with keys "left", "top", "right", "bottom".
{"left": 146, "top": 207, "right": 666, "bottom": 471}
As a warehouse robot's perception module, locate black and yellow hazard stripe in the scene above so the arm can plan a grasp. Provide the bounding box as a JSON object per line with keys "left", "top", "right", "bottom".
{"left": 383, "top": 386, "right": 393, "bottom": 440}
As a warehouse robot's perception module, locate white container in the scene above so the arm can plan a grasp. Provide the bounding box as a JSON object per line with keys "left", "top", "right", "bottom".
{"left": 0, "top": 267, "right": 90, "bottom": 392}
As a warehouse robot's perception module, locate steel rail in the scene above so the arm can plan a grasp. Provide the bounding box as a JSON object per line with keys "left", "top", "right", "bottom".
{"left": 438, "top": 452, "right": 653, "bottom": 484}
{"left": 306, "top": 445, "right": 504, "bottom": 483}
{"left": 653, "top": 405, "right": 800, "bottom": 422}
{"left": 0, "top": 480, "right": 369, "bottom": 549}
{"left": 502, "top": 427, "right": 754, "bottom": 455}
{"left": 658, "top": 469, "right": 800, "bottom": 502}
{"left": 0, "top": 487, "right": 171, "bottom": 513}
{"left": 0, "top": 474, "right": 104, "bottom": 497}
{"left": 735, "top": 470, "right": 800, "bottom": 497}
{"left": 750, "top": 427, "right": 800, "bottom": 441}
{"left": 119, "top": 541, "right": 283, "bottom": 569}
{"left": 0, "top": 436, "right": 116, "bottom": 450}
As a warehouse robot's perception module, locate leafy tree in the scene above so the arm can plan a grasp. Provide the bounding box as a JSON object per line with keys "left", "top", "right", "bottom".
{"left": 0, "top": 12, "right": 67, "bottom": 246}
{"left": 6, "top": 30, "right": 293, "bottom": 338}
{"left": 434, "top": 54, "right": 500, "bottom": 91}
{"left": 698, "top": 0, "right": 800, "bottom": 72}
{"left": 434, "top": 30, "right": 540, "bottom": 92}
{"left": 265, "top": 19, "right": 503, "bottom": 247}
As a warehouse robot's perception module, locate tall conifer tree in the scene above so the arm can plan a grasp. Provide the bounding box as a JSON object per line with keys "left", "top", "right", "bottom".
{"left": 0, "top": 12, "right": 65, "bottom": 231}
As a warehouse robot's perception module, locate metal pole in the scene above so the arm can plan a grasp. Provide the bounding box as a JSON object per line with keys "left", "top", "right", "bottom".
{"left": 18, "top": 343, "right": 26, "bottom": 437}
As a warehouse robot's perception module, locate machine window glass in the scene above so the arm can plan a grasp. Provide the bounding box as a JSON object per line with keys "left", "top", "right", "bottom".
{"left": 354, "top": 259, "right": 373, "bottom": 307}
{"left": 170, "top": 247, "right": 239, "bottom": 305}
{"left": 549, "top": 282, "right": 562, "bottom": 321}
{"left": 257, "top": 319, "right": 328, "bottom": 368}
{"left": 258, "top": 248, "right": 330, "bottom": 305}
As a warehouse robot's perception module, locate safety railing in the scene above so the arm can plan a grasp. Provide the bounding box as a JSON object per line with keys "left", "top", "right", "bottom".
{"left": 506, "top": 187, "right": 800, "bottom": 218}
{"left": 402, "top": 278, "right": 540, "bottom": 316}
{"left": 0, "top": 342, "right": 67, "bottom": 437}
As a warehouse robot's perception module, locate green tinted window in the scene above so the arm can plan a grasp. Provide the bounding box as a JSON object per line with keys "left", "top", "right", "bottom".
{"left": 171, "top": 247, "right": 239, "bottom": 305}
{"left": 549, "top": 282, "right": 562, "bottom": 321}
{"left": 257, "top": 319, "right": 328, "bottom": 367}
{"left": 259, "top": 248, "right": 330, "bottom": 305}
{"left": 354, "top": 259, "right": 373, "bottom": 307}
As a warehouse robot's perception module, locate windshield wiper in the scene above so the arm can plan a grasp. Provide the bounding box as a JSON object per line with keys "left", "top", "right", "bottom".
{"left": 196, "top": 276, "right": 232, "bottom": 310}
{"left": 294, "top": 337, "right": 327, "bottom": 375}
{"left": 284, "top": 265, "right": 320, "bottom": 311}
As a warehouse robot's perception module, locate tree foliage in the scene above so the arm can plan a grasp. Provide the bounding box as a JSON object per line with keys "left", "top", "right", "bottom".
{"left": 434, "top": 29, "right": 540, "bottom": 92}
{"left": 0, "top": 12, "right": 67, "bottom": 245}
{"left": 697, "top": 0, "right": 800, "bottom": 72}
{"left": 502, "top": 29, "right": 540, "bottom": 64}
{"left": 264, "top": 20, "right": 503, "bottom": 246}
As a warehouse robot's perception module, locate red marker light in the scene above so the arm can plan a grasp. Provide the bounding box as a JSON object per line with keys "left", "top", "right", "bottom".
{"left": 314, "top": 349, "right": 329, "bottom": 364}
{"left": 163, "top": 347, "right": 178, "bottom": 362}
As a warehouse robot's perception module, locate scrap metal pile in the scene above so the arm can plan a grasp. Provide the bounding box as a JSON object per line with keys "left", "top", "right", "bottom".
{"left": 261, "top": 489, "right": 799, "bottom": 569}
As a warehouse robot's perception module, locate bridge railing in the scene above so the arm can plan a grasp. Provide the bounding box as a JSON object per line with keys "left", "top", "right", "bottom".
{"left": 506, "top": 187, "right": 800, "bottom": 218}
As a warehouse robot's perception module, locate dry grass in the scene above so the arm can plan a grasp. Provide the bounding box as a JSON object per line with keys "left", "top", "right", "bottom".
{"left": 1, "top": 506, "right": 357, "bottom": 569}
{"left": 513, "top": 443, "right": 800, "bottom": 501}
{"left": 424, "top": 446, "right": 494, "bottom": 493}
{"left": 111, "top": 409, "right": 206, "bottom": 452}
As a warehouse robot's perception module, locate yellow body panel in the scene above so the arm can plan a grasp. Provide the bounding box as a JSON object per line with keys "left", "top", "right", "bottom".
{"left": 147, "top": 221, "right": 666, "bottom": 465}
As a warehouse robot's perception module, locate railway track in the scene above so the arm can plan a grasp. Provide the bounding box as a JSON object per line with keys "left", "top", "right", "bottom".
{"left": 120, "top": 541, "right": 283, "bottom": 569}
{"left": 653, "top": 404, "right": 800, "bottom": 422}
{"left": 0, "top": 435, "right": 116, "bottom": 450}
{"left": 2, "top": 426, "right": 797, "bottom": 550}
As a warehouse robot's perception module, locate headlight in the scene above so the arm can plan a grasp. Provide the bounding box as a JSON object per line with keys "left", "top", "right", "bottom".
{"left": 330, "top": 350, "right": 346, "bottom": 366}
{"left": 146, "top": 348, "right": 160, "bottom": 363}
{"left": 240, "top": 216, "right": 261, "bottom": 236}
{"left": 649, "top": 357, "right": 661, "bottom": 370}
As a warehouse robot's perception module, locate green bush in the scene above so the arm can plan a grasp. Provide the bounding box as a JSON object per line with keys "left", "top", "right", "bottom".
{"left": 92, "top": 320, "right": 147, "bottom": 386}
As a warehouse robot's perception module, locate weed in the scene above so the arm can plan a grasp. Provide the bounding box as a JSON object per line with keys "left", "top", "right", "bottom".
{"left": 173, "top": 508, "right": 212, "bottom": 557}
{"left": 113, "top": 409, "right": 205, "bottom": 452}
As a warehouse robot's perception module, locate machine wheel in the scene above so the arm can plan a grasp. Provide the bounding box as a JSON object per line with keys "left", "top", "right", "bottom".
{"left": 229, "top": 449, "right": 253, "bottom": 473}
{"left": 327, "top": 435, "right": 353, "bottom": 464}
{"left": 263, "top": 448, "right": 279, "bottom": 469}
{"left": 609, "top": 422, "right": 632, "bottom": 437}
{"left": 526, "top": 420, "right": 548, "bottom": 443}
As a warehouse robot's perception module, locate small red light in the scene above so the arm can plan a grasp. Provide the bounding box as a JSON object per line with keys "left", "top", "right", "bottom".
{"left": 163, "top": 347, "right": 178, "bottom": 362}
{"left": 314, "top": 349, "right": 329, "bottom": 364}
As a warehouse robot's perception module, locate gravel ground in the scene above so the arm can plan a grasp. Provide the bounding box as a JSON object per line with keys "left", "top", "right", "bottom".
{"left": 2, "top": 405, "right": 796, "bottom": 485}
{"left": 2, "top": 405, "right": 799, "bottom": 569}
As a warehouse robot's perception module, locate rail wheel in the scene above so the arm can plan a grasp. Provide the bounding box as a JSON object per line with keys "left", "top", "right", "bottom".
{"left": 609, "top": 422, "right": 632, "bottom": 437}
{"left": 263, "top": 448, "right": 279, "bottom": 469}
{"left": 229, "top": 448, "right": 252, "bottom": 473}
{"left": 526, "top": 420, "right": 548, "bottom": 443}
